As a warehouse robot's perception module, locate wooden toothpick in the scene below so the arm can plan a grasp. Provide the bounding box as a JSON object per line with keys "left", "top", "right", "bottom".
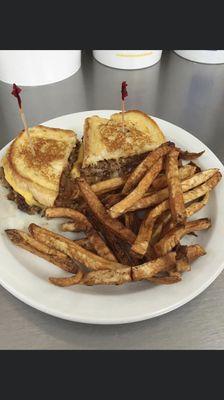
{"left": 121, "top": 81, "right": 128, "bottom": 133}
{"left": 11, "top": 84, "right": 35, "bottom": 156}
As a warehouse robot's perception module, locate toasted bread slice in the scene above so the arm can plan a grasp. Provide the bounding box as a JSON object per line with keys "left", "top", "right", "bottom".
{"left": 2, "top": 125, "right": 77, "bottom": 207}
{"left": 82, "top": 110, "right": 166, "bottom": 168}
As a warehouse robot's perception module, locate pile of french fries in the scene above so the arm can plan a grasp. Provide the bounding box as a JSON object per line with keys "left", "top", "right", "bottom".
{"left": 6, "top": 142, "right": 222, "bottom": 287}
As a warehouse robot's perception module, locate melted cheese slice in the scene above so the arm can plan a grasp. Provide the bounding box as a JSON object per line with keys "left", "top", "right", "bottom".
{"left": 2, "top": 155, "right": 42, "bottom": 207}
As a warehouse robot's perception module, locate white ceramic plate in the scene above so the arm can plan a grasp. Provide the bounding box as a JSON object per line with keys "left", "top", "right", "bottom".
{"left": 0, "top": 110, "right": 224, "bottom": 325}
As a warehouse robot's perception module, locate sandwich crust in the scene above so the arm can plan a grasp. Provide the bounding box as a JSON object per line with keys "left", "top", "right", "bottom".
{"left": 82, "top": 110, "right": 166, "bottom": 168}
{"left": 2, "top": 125, "right": 77, "bottom": 207}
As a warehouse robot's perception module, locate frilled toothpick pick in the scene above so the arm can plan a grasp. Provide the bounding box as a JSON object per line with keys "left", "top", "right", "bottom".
{"left": 11, "top": 84, "right": 35, "bottom": 155}
{"left": 121, "top": 81, "right": 128, "bottom": 133}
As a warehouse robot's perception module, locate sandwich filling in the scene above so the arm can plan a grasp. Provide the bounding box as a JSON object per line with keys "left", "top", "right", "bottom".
{"left": 81, "top": 151, "right": 149, "bottom": 183}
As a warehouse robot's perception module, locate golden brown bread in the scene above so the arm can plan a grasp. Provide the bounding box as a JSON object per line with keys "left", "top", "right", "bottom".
{"left": 2, "top": 125, "right": 77, "bottom": 207}
{"left": 82, "top": 110, "right": 166, "bottom": 167}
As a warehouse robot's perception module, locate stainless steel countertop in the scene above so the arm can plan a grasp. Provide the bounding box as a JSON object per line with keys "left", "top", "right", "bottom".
{"left": 0, "top": 50, "right": 224, "bottom": 349}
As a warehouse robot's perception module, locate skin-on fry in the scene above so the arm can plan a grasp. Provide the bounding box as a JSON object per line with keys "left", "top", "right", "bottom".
{"left": 176, "top": 258, "right": 191, "bottom": 272}
{"left": 178, "top": 149, "right": 205, "bottom": 160}
{"left": 45, "top": 207, "right": 92, "bottom": 231}
{"left": 161, "top": 193, "right": 210, "bottom": 237}
{"left": 131, "top": 218, "right": 156, "bottom": 255}
{"left": 80, "top": 268, "right": 132, "bottom": 286}
{"left": 169, "top": 270, "right": 182, "bottom": 278}
{"left": 124, "top": 212, "right": 141, "bottom": 236}
{"left": 154, "top": 218, "right": 211, "bottom": 257}
{"left": 152, "top": 164, "right": 197, "bottom": 191}
{"left": 109, "top": 158, "right": 163, "bottom": 218}
{"left": 150, "top": 211, "right": 172, "bottom": 245}
{"left": 149, "top": 275, "right": 182, "bottom": 285}
{"left": 29, "top": 224, "right": 127, "bottom": 271}
{"left": 5, "top": 229, "right": 78, "bottom": 273}
{"left": 46, "top": 206, "right": 117, "bottom": 261}
{"left": 122, "top": 142, "right": 175, "bottom": 195}
{"left": 74, "top": 238, "right": 96, "bottom": 252}
{"left": 165, "top": 149, "right": 186, "bottom": 223}
{"left": 178, "top": 244, "right": 206, "bottom": 263}
{"left": 185, "top": 192, "right": 210, "bottom": 216}
{"left": 132, "top": 252, "right": 176, "bottom": 281}
{"left": 124, "top": 213, "right": 135, "bottom": 230}
{"left": 87, "top": 210, "right": 142, "bottom": 266}
{"left": 49, "top": 253, "right": 176, "bottom": 286}
{"left": 175, "top": 244, "right": 206, "bottom": 272}
{"left": 61, "top": 221, "right": 87, "bottom": 232}
{"left": 77, "top": 178, "right": 136, "bottom": 244}
{"left": 103, "top": 193, "right": 124, "bottom": 208}
{"left": 91, "top": 176, "right": 126, "bottom": 196}
{"left": 49, "top": 270, "right": 84, "bottom": 287}
{"left": 128, "top": 168, "right": 219, "bottom": 212}
{"left": 87, "top": 230, "right": 117, "bottom": 262}
{"left": 132, "top": 172, "right": 221, "bottom": 255}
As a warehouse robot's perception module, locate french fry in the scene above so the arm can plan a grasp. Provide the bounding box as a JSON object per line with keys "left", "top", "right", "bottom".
{"left": 150, "top": 211, "right": 172, "bottom": 245}
{"left": 124, "top": 212, "right": 141, "bottom": 235}
{"left": 61, "top": 221, "right": 88, "bottom": 232}
{"left": 46, "top": 206, "right": 117, "bottom": 261}
{"left": 77, "top": 178, "right": 136, "bottom": 245}
{"left": 74, "top": 238, "right": 96, "bottom": 252}
{"left": 49, "top": 270, "right": 84, "bottom": 287}
{"left": 132, "top": 172, "right": 221, "bottom": 255}
{"left": 128, "top": 169, "right": 219, "bottom": 212}
{"left": 175, "top": 244, "right": 206, "bottom": 272}
{"left": 165, "top": 149, "right": 186, "bottom": 223}
{"left": 122, "top": 142, "right": 175, "bottom": 195}
{"left": 124, "top": 213, "right": 135, "bottom": 230}
{"left": 29, "top": 224, "right": 127, "bottom": 271}
{"left": 5, "top": 229, "right": 78, "bottom": 273}
{"left": 109, "top": 158, "right": 163, "bottom": 218}
{"left": 80, "top": 268, "right": 132, "bottom": 286}
{"left": 49, "top": 253, "right": 176, "bottom": 286}
{"left": 45, "top": 207, "right": 92, "bottom": 231}
{"left": 103, "top": 193, "right": 124, "bottom": 208}
{"left": 168, "top": 270, "right": 182, "bottom": 278}
{"left": 154, "top": 218, "right": 211, "bottom": 257}
{"left": 185, "top": 192, "right": 210, "bottom": 216}
{"left": 178, "top": 149, "right": 205, "bottom": 160}
{"left": 131, "top": 218, "right": 156, "bottom": 255}
{"left": 176, "top": 258, "right": 191, "bottom": 272}
{"left": 151, "top": 164, "right": 197, "bottom": 191}
{"left": 160, "top": 193, "right": 210, "bottom": 238}
{"left": 87, "top": 230, "right": 117, "bottom": 261}
{"left": 92, "top": 219, "right": 140, "bottom": 266}
{"left": 132, "top": 252, "right": 176, "bottom": 281}
{"left": 91, "top": 176, "right": 126, "bottom": 196}
{"left": 178, "top": 244, "right": 206, "bottom": 263}
{"left": 149, "top": 275, "right": 182, "bottom": 284}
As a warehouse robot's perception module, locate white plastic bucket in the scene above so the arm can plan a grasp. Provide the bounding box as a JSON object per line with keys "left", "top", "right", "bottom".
{"left": 0, "top": 50, "right": 81, "bottom": 86}
{"left": 174, "top": 50, "right": 224, "bottom": 64}
{"left": 93, "top": 50, "right": 163, "bottom": 70}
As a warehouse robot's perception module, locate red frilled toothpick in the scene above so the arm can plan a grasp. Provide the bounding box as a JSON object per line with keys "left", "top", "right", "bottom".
{"left": 121, "top": 81, "right": 128, "bottom": 132}
{"left": 11, "top": 84, "right": 35, "bottom": 155}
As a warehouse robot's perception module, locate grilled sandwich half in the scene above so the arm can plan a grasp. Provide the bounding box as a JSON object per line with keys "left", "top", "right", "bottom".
{"left": 78, "top": 110, "right": 166, "bottom": 183}
{"left": 1, "top": 125, "right": 79, "bottom": 213}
